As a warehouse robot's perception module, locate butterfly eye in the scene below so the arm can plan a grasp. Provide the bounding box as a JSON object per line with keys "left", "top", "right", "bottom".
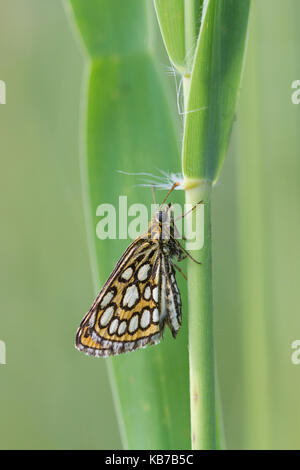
{"left": 156, "top": 211, "right": 167, "bottom": 223}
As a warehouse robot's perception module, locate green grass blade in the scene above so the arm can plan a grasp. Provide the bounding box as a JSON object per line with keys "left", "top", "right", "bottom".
{"left": 67, "top": 0, "right": 149, "bottom": 57}
{"left": 182, "top": 0, "right": 251, "bottom": 181}
{"left": 68, "top": 0, "right": 190, "bottom": 450}
{"left": 154, "top": 0, "right": 186, "bottom": 73}
{"left": 183, "top": 0, "right": 204, "bottom": 71}
{"left": 153, "top": 0, "right": 204, "bottom": 74}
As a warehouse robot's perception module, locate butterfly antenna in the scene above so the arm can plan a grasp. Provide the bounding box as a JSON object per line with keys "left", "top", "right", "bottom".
{"left": 159, "top": 182, "right": 180, "bottom": 209}
{"left": 174, "top": 200, "right": 204, "bottom": 221}
{"left": 151, "top": 185, "right": 157, "bottom": 205}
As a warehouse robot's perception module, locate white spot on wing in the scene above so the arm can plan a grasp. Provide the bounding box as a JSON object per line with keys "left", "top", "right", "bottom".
{"left": 121, "top": 266, "right": 133, "bottom": 281}
{"left": 88, "top": 310, "right": 96, "bottom": 327}
{"left": 137, "top": 264, "right": 151, "bottom": 281}
{"left": 100, "top": 306, "right": 115, "bottom": 327}
{"left": 144, "top": 286, "right": 151, "bottom": 300}
{"left": 152, "top": 286, "right": 158, "bottom": 303}
{"left": 140, "top": 309, "right": 150, "bottom": 329}
{"left": 100, "top": 290, "right": 114, "bottom": 309}
{"left": 118, "top": 320, "right": 127, "bottom": 336}
{"left": 129, "top": 314, "right": 139, "bottom": 333}
{"left": 122, "top": 284, "right": 139, "bottom": 308}
{"left": 153, "top": 308, "right": 159, "bottom": 323}
{"left": 109, "top": 318, "right": 119, "bottom": 335}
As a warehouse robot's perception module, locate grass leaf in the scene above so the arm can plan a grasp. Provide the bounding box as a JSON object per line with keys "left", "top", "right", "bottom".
{"left": 154, "top": 0, "right": 186, "bottom": 73}
{"left": 182, "top": 0, "right": 251, "bottom": 181}
{"left": 68, "top": 0, "right": 191, "bottom": 450}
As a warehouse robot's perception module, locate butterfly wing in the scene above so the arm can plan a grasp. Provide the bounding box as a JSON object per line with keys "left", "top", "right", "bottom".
{"left": 163, "top": 257, "right": 182, "bottom": 338}
{"left": 76, "top": 238, "right": 166, "bottom": 357}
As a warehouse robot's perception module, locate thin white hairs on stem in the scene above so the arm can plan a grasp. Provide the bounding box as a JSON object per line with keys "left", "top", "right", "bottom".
{"left": 169, "top": 62, "right": 208, "bottom": 117}
{"left": 118, "top": 169, "right": 184, "bottom": 191}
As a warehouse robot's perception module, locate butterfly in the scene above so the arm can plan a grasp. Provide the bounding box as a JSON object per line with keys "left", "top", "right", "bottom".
{"left": 75, "top": 183, "right": 201, "bottom": 357}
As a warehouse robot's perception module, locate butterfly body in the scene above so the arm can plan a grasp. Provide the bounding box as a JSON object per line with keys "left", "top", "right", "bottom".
{"left": 76, "top": 204, "right": 185, "bottom": 357}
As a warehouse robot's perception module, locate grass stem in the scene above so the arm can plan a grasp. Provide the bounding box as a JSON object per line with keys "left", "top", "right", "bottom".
{"left": 185, "top": 180, "right": 216, "bottom": 450}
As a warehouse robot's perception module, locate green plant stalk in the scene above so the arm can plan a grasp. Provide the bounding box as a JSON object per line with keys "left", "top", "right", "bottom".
{"left": 183, "top": 1, "right": 216, "bottom": 451}
{"left": 184, "top": 0, "right": 200, "bottom": 70}
{"left": 180, "top": 0, "right": 250, "bottom": 449}
{"left": 185, "top": 180, "right": 216, "bottom": 449}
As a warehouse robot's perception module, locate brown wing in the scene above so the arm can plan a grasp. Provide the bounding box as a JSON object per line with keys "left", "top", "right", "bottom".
{"left": 75, "top": 237, "right": 166, "bottom": 357}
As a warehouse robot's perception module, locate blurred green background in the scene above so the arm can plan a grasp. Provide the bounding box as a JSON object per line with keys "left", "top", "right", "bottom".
{"left": 0, "top": 0, "right": 300, "bottom": 449}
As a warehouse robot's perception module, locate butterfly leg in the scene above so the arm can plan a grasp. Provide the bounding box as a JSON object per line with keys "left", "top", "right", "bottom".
{"left": 172, "top": 261, "right": 187, "bottom": 281}
{"left": 173, "top": 236, "right": 202, "bottom": 265}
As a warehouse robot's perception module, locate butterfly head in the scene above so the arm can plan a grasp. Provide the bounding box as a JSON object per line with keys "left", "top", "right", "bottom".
{"left": 148, "top": 203, "right": 175, "bottom": 241}
{"left": 155, "top": 203, "right": 172, "bottom": 223}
